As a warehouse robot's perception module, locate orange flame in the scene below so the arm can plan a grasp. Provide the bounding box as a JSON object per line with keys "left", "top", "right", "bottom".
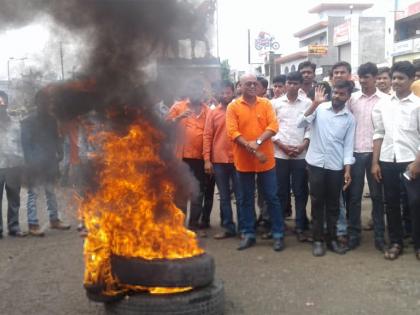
{"left": 81, "top": 120, "right": 203, "bottom": 295}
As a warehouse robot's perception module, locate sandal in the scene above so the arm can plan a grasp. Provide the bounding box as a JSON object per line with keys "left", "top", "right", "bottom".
{"left": 384, "top": 243, "right": 403, "bottom": 260}
{"left": 214, "top": 231, "right": 236, "bottom": 240}
{"left": 415, "top": 249, "right": 420, "bottom": 261}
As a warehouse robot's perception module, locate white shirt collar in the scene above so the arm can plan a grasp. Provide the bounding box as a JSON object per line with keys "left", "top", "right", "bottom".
{"left": 390, "top": 92, "right": 418, "bottom": 103}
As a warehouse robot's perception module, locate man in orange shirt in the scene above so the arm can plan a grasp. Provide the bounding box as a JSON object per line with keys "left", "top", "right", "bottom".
{"left": 203, "top": 80, "right": 241, "bottom": 239}
{"left": 167, "top": 81, "right": 209, "bottom": 233}
{"left": 226, "top": 73, "right": 285, "bottom": 251}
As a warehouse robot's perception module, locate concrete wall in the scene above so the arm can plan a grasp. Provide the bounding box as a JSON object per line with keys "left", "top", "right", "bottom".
{"left": 358, "top": 17, "right": 386, "bottom": 65}
{"left": 307, "top": 16, "right": 344, "bottom": 78}
{"left": 280, "top": 58, "right": 307, "bottom": 74}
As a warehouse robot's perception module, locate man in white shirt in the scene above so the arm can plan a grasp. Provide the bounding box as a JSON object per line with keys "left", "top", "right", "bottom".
{"left": 272, "top": 72, "right": 311, "bottom": 241}
{"left": 372, "top": 61, "right": 420, "bottom": 261}
{"left": 0, "top": 91, "right": 27, "bottom": 238}
{"left": 272, "top": 75, "right": 286, "bottom": 99}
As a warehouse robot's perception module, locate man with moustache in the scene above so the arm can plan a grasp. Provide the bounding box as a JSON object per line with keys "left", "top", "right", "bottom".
{"left": 298, "top": 80, "right": 355, "bottom": 256}
{"left": 376, "top": 67, "right": 392, "bottom": 95}
{"left": 298, "top": 61, "right": 317, "bottom": 97}
{"left": 272, "top": 72, "right": 311, "bottom": 241}
{"left": 272, "top": 75, "right": 286, "bottom": 99}
{"left": 21, "top": 89, "right": 71, "bottom": 237}
{"left": 330, "top": 60, "right": 354, "bottom": 246}
{"left": 346, "top": 62, "right": 388, "bottom": 251}
{"left": 372, "top": 61, "right": 420, "bottom": 261}
{"left": 203, "top": 80, "right": 241, "bottom": 239}
{"left": 226, "top": 73, "right": 284, "bottom": 251}
{"left": 0, "top": 91, "right": 26, "bottom": 238}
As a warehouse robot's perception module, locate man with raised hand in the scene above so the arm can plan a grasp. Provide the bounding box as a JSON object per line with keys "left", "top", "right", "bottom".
{"left": 298, "top": 81, "right": 355, "bottom": 257}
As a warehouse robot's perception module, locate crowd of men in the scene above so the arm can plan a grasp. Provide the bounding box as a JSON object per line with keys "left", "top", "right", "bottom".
{"left": 0, "top": 89, "right": 71, "bottom": 238}
{"left": 1, "top": 59, "right": 419, "bottom": 262}
{"left": 167, "top": 59, "right": 420, "bottom": 260}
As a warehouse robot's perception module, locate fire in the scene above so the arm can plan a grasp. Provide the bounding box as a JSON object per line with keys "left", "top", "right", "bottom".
{"left": 81, "top": 120, "right": 204, "bottom": 295}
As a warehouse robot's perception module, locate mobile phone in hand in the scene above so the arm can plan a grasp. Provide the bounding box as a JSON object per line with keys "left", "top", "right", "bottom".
{"left": 403, "top": 171, "right": 412, "bottom": 181}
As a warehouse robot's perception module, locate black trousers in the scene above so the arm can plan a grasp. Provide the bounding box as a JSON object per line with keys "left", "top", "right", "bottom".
{"left": 180, "top": 158, "right": 206, "bottom": 230}
{"left": 0, "top": 168, "right": 21, "bottom": 234}
{"left": 403, "top": 172, "right": 420, "bottom": 250}
{"left": 381, "top": 162, "right": 410, "bottom": 246}
{"left": 308, "top": 165, "right": 343, "bottom": 242}
{"left": 200, "top": 174, "right": 215, "bottom": 225}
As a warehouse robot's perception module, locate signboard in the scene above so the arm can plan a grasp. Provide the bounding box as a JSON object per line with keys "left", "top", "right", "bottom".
{"left": 333, "top": 20, "right": 351, "bottom": 46}
{"left": 248, "top": 29, "right": 280, "bottom": 64}
{"left": 315, "top": 67, "right": 323, "bottom": 75}
{"left": 308, "top": 44, "right": 328, "bottom": 56}
{"left": 396, "top": 1, "right": 420, "bottom": 20}
{"left": 392, "top": 39, "right": 413, "bottom": 56}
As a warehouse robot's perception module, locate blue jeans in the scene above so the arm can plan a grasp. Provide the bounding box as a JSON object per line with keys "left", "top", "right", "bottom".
{"left": 27, "top": 183, "right": 59, "bottom": 226}
{"left": 0, "top": 168, "right": 21, "bottom": 233}
{"left": 275, "top": 158, "right": 309, "bottom": 231}
{"left": 336, "top": 193, "right": 348, "bottom": 236}
{"left": 237, "top": 168, "right": 284, "bottom": 239}
{"left": 213, "top": 163, "right": 242, "bottom": 234}
{"left": 348, "top": 152, "right": 385, "bottom": 242}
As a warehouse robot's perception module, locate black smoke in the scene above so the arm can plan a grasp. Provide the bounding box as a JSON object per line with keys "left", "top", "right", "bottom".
{"left": 0, "top": 0, "right": 206, "bottom": 203}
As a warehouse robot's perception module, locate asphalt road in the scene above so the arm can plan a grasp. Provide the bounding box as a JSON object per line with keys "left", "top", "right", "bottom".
{"left": 1, "top": 187, "right": 420, "bottom": 315}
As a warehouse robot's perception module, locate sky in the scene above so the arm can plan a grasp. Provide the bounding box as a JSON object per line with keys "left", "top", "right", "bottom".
{"left": 217, "top": 0, "right": 403, "bottom": 70}
{"left": 0, "top": 0, "right": 416, "bottom": 80}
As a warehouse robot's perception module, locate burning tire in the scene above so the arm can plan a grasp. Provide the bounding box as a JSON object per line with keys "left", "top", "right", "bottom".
{"left": 111, "top": 253, "right": 215, "bottom": 288}
{"left": 103, "top": 279, "right": 225, "bottom": 315}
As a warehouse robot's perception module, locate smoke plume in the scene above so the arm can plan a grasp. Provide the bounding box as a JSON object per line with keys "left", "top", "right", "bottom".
{"left": 0, "top": 0, "right": 209, "bottom": 201}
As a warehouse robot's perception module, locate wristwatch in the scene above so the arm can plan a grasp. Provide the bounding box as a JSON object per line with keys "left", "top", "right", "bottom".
{"left": 256, "top": 139, "right": 263, "bottom": 145}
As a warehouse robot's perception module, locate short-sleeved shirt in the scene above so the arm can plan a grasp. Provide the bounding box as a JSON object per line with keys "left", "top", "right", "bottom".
{"left": 166, "top": 100, "right": 209, "bottom": 160}
{"left": 226, "top": 96, "right": 278, "bottom": 172}
{"left": 203, "top": 104, "right": 234, "bottom": 163}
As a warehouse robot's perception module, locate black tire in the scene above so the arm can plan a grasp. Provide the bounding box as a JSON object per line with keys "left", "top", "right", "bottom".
{"left": 104, "top": 279, "right": 225, "bottom": 315}
{"left": 111, "top": 253, "right": 215, "bottom": 288}
{"left": 84, "top": 283, "right": 126, "bottom": 303}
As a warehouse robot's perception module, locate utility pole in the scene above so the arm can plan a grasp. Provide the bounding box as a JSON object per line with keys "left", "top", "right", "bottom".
{"left": 60, "top": 41, "right": 64, "bottom": 80}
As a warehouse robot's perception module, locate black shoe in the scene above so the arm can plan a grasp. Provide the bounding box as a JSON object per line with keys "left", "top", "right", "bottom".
{"left": 312, "top": 241, "right": 326, "bottom": 257}
{"left": 8, "top": 230, "right": 28, "bottom": 237}
{"left": 199, "top": 222, "right": 211, "bottom": 230}
{"left": 237, "top": 237, "right": 256, "bottom": 250}
{"left": 337, "top": 235, "right": 348, "bottom": 247}
{"left": 374, "top": 239, "right": 386, "bottom": 253}
{"left": 347, "top": 238, "right": 360, "bottom": 250}
{"left": 327, "top": 240, "right": 347, "bottom": 255}
{"left": 296, "top": 231, "right": 309, "bottom": 242}
{"left": 273, "top": 238, "right": 285, "bottom": 252}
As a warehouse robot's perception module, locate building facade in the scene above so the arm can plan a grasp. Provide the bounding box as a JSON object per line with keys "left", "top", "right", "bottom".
{"left": 275, "top": 3, "right": 386, "bottom": 80}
